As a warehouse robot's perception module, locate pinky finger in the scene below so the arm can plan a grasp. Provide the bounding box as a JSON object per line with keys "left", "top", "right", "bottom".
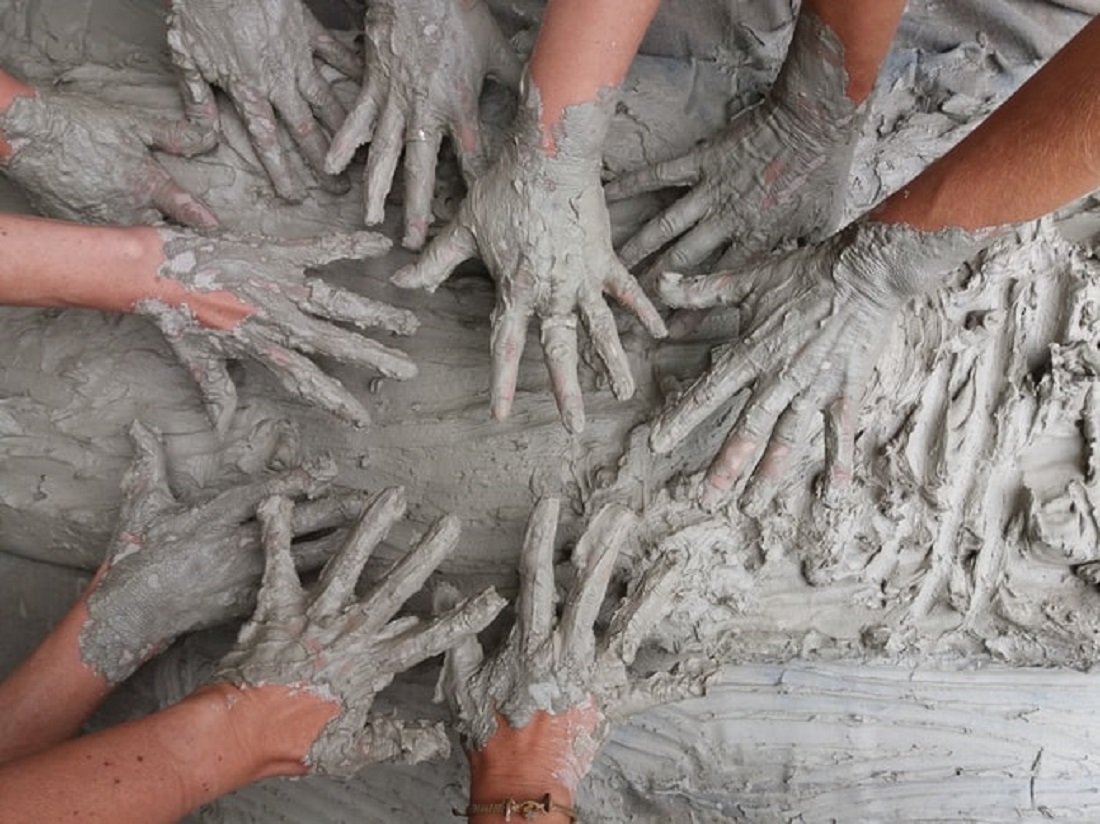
{"left": 252, "top": 339, "right": 373, "bottom": 427}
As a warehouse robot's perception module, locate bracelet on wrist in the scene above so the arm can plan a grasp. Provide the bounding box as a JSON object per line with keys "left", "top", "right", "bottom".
{"left": 454, "top": 793, "right": 577, "bottom": 822}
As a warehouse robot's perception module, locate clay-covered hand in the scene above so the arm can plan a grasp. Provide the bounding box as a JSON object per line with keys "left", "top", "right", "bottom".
{"left": 606, "top": 10, "right": 863, "bottom": 279}
{"left": 213, "top": 490, "right": 506, "bottom": 775}
{"left": 167, "top": 0, "right": 362, "bottom": 202}
{"left": 434, "top": 498, "right": 707, "bottom": 789}
{"left": 326, "top": 0, "right": 521, "bottom": 250}
{"left": 0, "top": 90, "right": 218, "bottom": 228}
{"left": 79, "top": 421, "right": 352, "bottom": 686}
{"left": 649, "top": 220, "right": 992, "bottom": 507}
{"left": 142, "top": 228, "right": 418, "bottom": 434}
{"left": 392, "top": 91, "right": 667, "bottom": 433}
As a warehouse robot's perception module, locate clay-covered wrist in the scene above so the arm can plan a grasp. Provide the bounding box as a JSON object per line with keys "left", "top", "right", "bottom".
{"left": 512, "top": 69, "right": 612, "bottom": 172}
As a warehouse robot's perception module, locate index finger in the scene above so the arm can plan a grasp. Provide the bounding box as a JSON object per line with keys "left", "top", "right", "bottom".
{"left": 517, "top": 498, "right": 561, "bottom": 658}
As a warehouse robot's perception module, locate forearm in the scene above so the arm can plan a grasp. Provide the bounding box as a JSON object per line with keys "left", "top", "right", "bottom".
{"left": 0, "top": 588, "right": 111, "bottom": 763}
{"left": 527, "top": 0, "right": 660, "bottom": 151}
{"left": 802, "top": 0, "right": 905, "bottom": 103}
{"left": 875, "top": 16, "right": 1100, "bottom": 231}
{"left": 0, "top": 67, "right": 35, "bottom": 159}
{"left": 0, "top": 213, "right": 249, "bottom": 327}
{"left": 0, "top": 683, "right": 335, "bottom": 823}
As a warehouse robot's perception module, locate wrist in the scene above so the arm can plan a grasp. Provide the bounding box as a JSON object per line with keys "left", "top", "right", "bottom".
{"left": 190, "top": 682, "right": 340, "bottom": 780}
{"left": 467, "top": 771, "right": 576, "bottom": 824}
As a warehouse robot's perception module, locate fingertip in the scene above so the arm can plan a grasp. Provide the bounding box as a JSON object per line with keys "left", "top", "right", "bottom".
{"left": 402, "top": 218, "right": 428, "bottom": 252}
{"left": 390, "top": 265, "right": 421, "bottom": 289}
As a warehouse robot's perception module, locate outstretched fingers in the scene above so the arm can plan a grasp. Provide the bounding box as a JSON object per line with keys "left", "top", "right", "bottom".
{"left": 517, "top": 498, "right": 561, "bottom": 658}
{"left": 325, "top": 73, "right": 383, "bottom": 175}
{"left": 254, "top": 495, "right": 307, "bottom": 623}
{"left": 402, "top": 123, "right": 444, "bottom": 250}
{"left": 391, "top": 218, "right": 478, "bottom": 292}
{"left": 656, "top": 267, "right": 758, "bottom": 310}
{"left": 229, "top": 81, "right": 306, "bottom": 202}
{"left": 248, "top": 339, "right": 374, "bottom": 427}
{"left": 617, "top": 188, "right": 710, "bottom": 269}
{"left": 187, "top": 458, "right": 337, "bottom": 532}
{"left": 604, "top": 263, "right": 668, "bottom": 339}
{"left": 601, "top": 551, "right": 681, "bottom": 666}
{"left": 304, "top": 10, "right": 363, "bottom": 81}
{"left": 489, "top": 296, "right": 534, "bottom": 422}
{"left": 357, "top": 514, "right": 463, "bottom": 634}
{"left": 271, "top": 231, "right": 392, "bottom": 267}
{"left": 297, "top": 279, "right": 419, "bottom": 336}
{"left": 559, "top": 504, "right": 634, "bottom": 664}
{"left": 309, "top": 487, "right": 406, "bottom": 620}
{"left": 540, "top": 315, "right": 585, "bottom": 434}
{"left": 604, "top": 150, "right": 702, "bottom": 201}
{"left": 363, "top": 97, "right": 406, "bottom": 225}
{"left": 579, "top": 294, "right": 634, "bottom": 401}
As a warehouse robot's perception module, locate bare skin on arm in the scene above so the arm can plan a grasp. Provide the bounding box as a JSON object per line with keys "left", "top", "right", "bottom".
{"left": 0, "top": 212, "right": 420, "bottom": 433}
{"left": 650, "top": 17, "right": 1100, "bottom": 507}
{"left": 393, "top": 0, "right": 666, "bottom": 433}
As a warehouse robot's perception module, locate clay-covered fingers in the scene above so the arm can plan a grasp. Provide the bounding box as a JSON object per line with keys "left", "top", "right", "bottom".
{"left": 357, "top": 515, "right": 463, "bottom": 634}
{"left": 308, "top": 487, "right": 406, "bottom": 620}
{"left": 303, "top": 10, "right": 362, "bottom": 81}
{"left": 603, "top": 264, "right": 668, "bottom": 339}
{"left": 326, "top": 73, "right": 384, "bottom": 175}
{"left": 229, "top": 81, "right": 308, "bottom": 202}
{"left": 254, "top": 495, "right": 309, "bottom": 624}
{"left": 579, "top": 295, "right": 634, "bottom": 402}
{"left": 161, "top": 332, "right": 238, "bottom": 435}
{"left": 372, "top": 586, "right": 506, "bottom": 674}
{"left": 604, "top": 150, "right": 702, "bottom": 203}
{"left": 656, "top": 268, "right": 759, "bottom": 310}
{"left": 517, "top": 498, "right": 561, "bottom": 658}
{"left": 269, "top": 86, "right": 347, "bottom": 192}
{"left": 298, "top": 279, "right": 419, "bottom": 337}
{"left": 116, "top": 421, "right": 175, "bottom": 527}
{"left": 391, "top": 219, "right": 478, "bottom": 291}
{"left": 617, "top": 187, "right": 711, "bottom": 270}
{"left": 165, "top": 25, "right": 219, "bottom": 132}
{"left": 433, "top": 583, "right": 488, "bottom": 720}
{"left": 640, "top": 217, "right": 734, "bottom": 285}
{"left": 363, "top": 99, "right": 407, "bottom": 226}
{"left": 136, "top": 115, "right": 217, "bottom": 158}
{"left": 819, "top": 396, "right": 856, "bottom": 502}
{"left": 402, "top": 123, "right": 445, "bottom": 249}
{"left": 247, "top": 340, "right": 374, "bottom": 426}
{"left": 740, "top": 401, "right": 812, "bottom": 516}
{"left": 540, "top": 316, "right": 585, "bottom": 434}
{"left": 269, "top": 230, "right": 393, "bottom": 267}
{"left": 559, "top": 504, "right": 633, "bottom": 664}
{"left": 600, "top": 552, "right": 681, "bottom": 666}
{"left": 144, "top": 161, "right": 220, "bottom": 229}
{"left": 489, "top": 293, "right": 534, "bottom": 422}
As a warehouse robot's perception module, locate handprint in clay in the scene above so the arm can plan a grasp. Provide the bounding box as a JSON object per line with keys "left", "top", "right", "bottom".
{"left": 0, "top": 90, "right": 219, "bottom": 227}
{"left": 80, "top": 421, "right": 366, "bottom": 686}
{"left": 649, "top": 220, "right": 994, "bottom": 507}
{"left": 393, "top": 89, "right": 667, "bottom": 433}
{"left": 212, "top": 491, "right": 507, "bottom": 774}
{"left": 606, "top": 10, "right": 863, "bottom": 281}
{"left": 143, "top": 228, "right": 418, "bottom": 433}
{"left": 434, "top": 498, "right": 711, "bottom": 790}
{"left": 167, "top": 0, "right": 362, "bottom": 201}
{"left": 325, "top": 0, "right": 521, "bottom": 250}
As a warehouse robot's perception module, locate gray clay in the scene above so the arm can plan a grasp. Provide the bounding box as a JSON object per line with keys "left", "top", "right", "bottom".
{"left": 326, "top": 0, "right": 521, "bottom": 250}
{"left": 212, "top": 490, "right": 506, "bottom": 775}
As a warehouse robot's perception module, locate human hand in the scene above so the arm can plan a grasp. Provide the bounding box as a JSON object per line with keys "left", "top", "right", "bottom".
{"left": 326, "top": 0, "right": 521, "bottom": 250}
{"left": 212, "top": 490, "right": 506, "bottom": 775}
{"left": 0, "top": 90, "right": 218, "bottom": 227}
{"left": 649, "top": 220, "right": 992, "bottom": 507}
{"left": 435, "top": 498, "right": 708, "bottom": 799}
{"left": 140, "top": 228, "right": 418, "bottom": 434}
{"left": 392, "top": 89, "right": 666, "bottom": 433}
{"left": 167, "top": 0, "right": 362, "bottom": 202}
{"left": 606, "top": 10, "right": 863, "bottom": 279}
{"left": 79, "top": 421, "right": 358, "bottom": 686}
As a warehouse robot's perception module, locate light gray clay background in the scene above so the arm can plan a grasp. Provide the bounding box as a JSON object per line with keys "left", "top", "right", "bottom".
{"left": 4, "top": 0, "right": 1100, "bottom": 820}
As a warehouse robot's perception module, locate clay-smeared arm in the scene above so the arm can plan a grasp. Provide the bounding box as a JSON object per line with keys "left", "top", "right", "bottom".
{"left": 0, "top": 492, "right": 504, "bottom": 821}
{"left": 325, "top": 0, "right": 521, "bottom": 250}
{"left": 167, "top": 0, "right": 360, "bottom": 201}
{"left": 609, "top": 0, "right": 905, "bottom": 279}
{"left": 0, "top": 212, "right": 418, "bottom": 432}
{"left": 436, "top": 499, "right": 711, "bottom": 820}
{"left": 651, "top": 16, "right": 1100, "bottom": 507}
{"left": 0, "top": 422, "right": 352, "bottom": 763}
{"left": 0, "top": 68, "right": 218, "bottom": 227}
{"left": 391, "top": 0, "right": 666, "bottom": 433}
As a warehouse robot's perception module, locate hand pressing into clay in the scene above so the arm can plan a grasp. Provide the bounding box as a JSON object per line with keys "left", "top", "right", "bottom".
{"left": 392, "top": 93, "right": 667, "bottom": 433}
{"left": 0, "top": 89, "right": 218, "bottom": 227}
{"left": 436, "top": 499, "right": 710, "bottom": 815}
{"left": 212, "top": 491, "right": 506, "bottom": 773}
{"left": 142, "top": 228, "right": 418, "bottom": 433}
{"left": 79, "top": 421, "right": 355, "bottom": 686}
{"left": 649, "top": 220, "right": 995, "bottom": 508}
{"left": 326, "top": 0, "right": 521, "bottom": 250}
{"left": 167, "top": 0, "right": 362, "bottom": 201}
{"left": 606, "top": 10, "right": 863, "bottom": 280}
